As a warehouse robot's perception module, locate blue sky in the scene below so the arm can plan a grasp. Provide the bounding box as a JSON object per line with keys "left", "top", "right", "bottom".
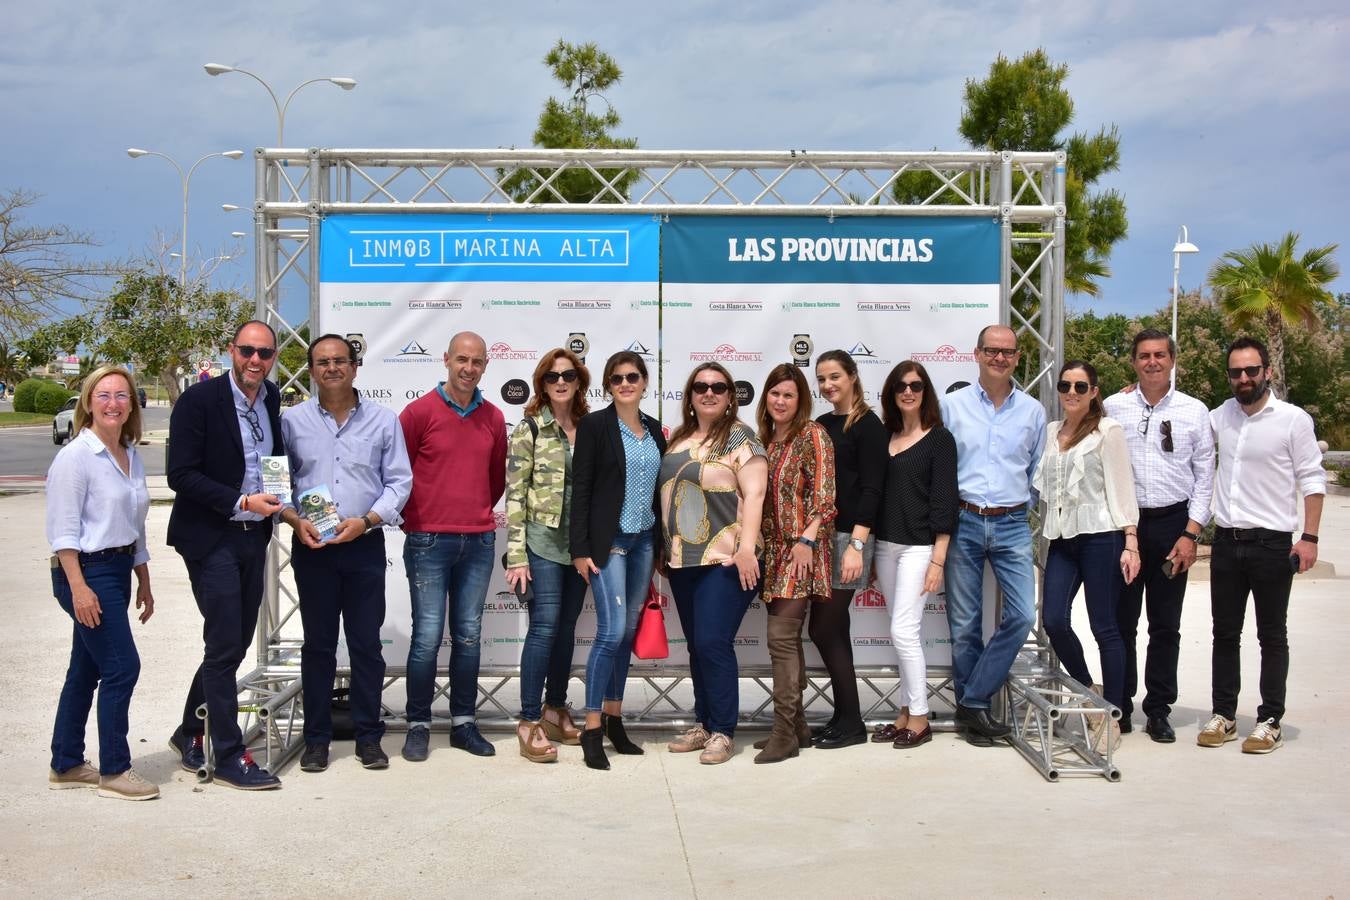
{"left": 4, "top": 0, "right": 1346, "bottom": 324}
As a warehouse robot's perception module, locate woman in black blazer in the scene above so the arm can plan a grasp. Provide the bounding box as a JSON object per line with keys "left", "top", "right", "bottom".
{"left": 570, "top": 350, "right": 666, "bottom": 770}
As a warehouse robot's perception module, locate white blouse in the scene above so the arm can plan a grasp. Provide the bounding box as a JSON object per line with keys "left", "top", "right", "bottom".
{"left": 1032, "top": 417, "right": 1139, "bottom": 541}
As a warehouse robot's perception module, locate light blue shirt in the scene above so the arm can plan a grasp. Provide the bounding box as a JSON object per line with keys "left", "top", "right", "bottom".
{"left": 282, "top": 391, "right": 413, "bottom": 527}
{"left": 46, "top": 429, "right": 151, "bottom": 566}
{"left": 230, "top": 373, "right": 273, "bottom": 521}
{"left": 942, "top": 382, "right": 1046, "bottom": 507}
{"left": 617, "top": 416, "right": 660, "bottom": 534}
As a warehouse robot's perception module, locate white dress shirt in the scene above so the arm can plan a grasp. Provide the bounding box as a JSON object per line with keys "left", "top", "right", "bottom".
{"left": 46, "top": 428, "right": 150, "bottom": 566}
{"left": 1103, "top": 386, "right": 1214, "bottom": 524}
{"left": 1033, "top": 417, "right": 1140, "bottom": 540}
{"left": 1211, "top": 395, "right": 1326, "bottom": 532}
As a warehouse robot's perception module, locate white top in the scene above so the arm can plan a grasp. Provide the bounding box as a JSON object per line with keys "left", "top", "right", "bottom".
{"left": 46, "top": 428, "right": 151, "bottom": 566}
{"left": 1103, "top": 386, "right": 1214, "bottom": 524}
{"left": 1032, "top": 417, "right": 1140, "bottom": 540}
{"left": 1211, "top": 395, "right": 1326, "bottom": 532}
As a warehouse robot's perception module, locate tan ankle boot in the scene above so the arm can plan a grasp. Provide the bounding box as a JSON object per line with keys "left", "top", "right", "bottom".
{"left": 755, "top": 616, "right": 804, "bottom": 764}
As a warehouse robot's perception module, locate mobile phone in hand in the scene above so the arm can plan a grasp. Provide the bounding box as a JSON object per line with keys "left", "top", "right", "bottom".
{"left": 1161, "top": 558, "right": 1177, "bottom": 579}
{"left": 1289, "top": 553, "right": 1301, "bottom": 574}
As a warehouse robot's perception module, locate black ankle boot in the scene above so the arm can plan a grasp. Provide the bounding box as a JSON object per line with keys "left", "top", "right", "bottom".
{"left": 602, "top": 712, "right": 645, "bottom": 755}
{"left": 580, "top": 726, "right": 610, "bottom": 770}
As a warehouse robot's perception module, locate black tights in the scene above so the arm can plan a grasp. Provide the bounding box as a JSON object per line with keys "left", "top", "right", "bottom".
{"left": 767, "top": 596, "right": 808, "bottom": 622}
{"left": 808, "top": 589, "right": 861, "bottom": 726}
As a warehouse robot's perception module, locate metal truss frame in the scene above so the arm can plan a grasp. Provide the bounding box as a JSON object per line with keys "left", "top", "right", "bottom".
{"left": 231, "top": 147, "right": 1108, "bottom": 781}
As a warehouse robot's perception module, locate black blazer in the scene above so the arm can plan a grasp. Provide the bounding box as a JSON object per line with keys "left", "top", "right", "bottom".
{"left": 166, "top": 373, "right": 284, "bottom": 560}
{"left": 569, "top": 404, "right": 666, "bottom": 567}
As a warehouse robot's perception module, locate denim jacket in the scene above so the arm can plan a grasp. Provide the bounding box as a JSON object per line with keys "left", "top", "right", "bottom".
{"left": 504, "top": 407, "right": 569, "bottom": 567}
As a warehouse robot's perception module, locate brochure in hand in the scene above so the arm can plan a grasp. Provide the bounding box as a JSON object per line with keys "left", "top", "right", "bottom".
{"left": 297, "top": 484, "right": 342, "bottom": 542}
{"left": 261, "top": 455, "right": 292, "bottom": 505}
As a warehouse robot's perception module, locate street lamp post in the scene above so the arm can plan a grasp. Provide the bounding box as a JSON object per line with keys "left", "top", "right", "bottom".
{"left": 1171, "top": 225, "right": 1199, "bottom": 389}
{"left": 202, "top": 63, "right": 357, "bottom": 145}
{"left": 126, "top": 148, "right": 244, "bottom": 288}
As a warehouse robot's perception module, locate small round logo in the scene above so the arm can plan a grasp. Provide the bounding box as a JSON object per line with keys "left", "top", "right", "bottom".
{"left": 567, "top": 332, "right": 590, "bottom": 360}
{"left": 734, "top": 380, "right": 755, "bottom": 406}
{"left": 501, "top": 379, "right": 530, "bottom": 405}
{"left": 345, "top": 333, "right": 367, "bottom": 366}
{"left": 790, "top": 334, "right": 813, "bottom": 367}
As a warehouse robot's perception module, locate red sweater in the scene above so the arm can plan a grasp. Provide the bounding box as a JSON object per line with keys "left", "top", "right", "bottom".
{"left": 398, "top": 390, "right": 507, "bottom": 533}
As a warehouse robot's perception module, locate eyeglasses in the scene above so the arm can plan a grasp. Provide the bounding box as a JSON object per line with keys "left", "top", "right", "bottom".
{"left": 241, "top": 407, "right": 264, "bottom": 442}
{"left": 609, "top": 372, "right": 642, "bottom": 386}
{"left": 1139, "top": 405, "right": 1154, "bottom": 436}
{"left": 93, "top": 391, "right": 132, "bottom": 404}
{"left": 980, "top": 347, "right": 1019, "bottom": 359}
{"left": 1160, "top": 420, "right": 1174, "bottom": 453}
{"left": 691, "top": 381, "right": 730, "bottom": 395}
{"left": 235, "top": 344, "right": 276, "bottom": 361}
{"left": 1227, "top": 365, "right": 1263, "bottom": 380}
{"left": 1056, "top": 380, "right": 1091, "bottom": 395}
{"left": 894, "top": 380, "right": 925, "bottom": 395}
{"left": 543, "top": 370, "right": 579, "bottom": 384}
{"left": 312, "top": 357, "right": 352, "bottom": 370}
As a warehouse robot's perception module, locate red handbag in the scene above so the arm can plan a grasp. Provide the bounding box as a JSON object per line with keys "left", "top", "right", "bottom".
{"left": 632, "top": 583, "right": 669, "bottom": 660}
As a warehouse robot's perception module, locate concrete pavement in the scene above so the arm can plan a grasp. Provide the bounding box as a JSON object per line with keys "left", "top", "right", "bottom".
{"left": 0, "top": 488, "right": 1346, "bottom": 898}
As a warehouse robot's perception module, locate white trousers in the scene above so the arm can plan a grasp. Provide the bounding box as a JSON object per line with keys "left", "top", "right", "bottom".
{"left": 874, "top": 540, "right": 933, "bottom": 716}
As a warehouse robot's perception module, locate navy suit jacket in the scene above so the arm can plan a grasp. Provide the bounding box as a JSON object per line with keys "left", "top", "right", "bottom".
{"left": 167, "top": 373, "right": 284, "bottom": 560}
{"left": 569, "top": 404, "right": 666, "bottom": 567}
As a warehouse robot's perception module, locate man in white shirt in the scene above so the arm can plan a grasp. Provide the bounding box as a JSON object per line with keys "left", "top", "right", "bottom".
{"left": 1103, "top": 329, "right": 1214, "bottom": 743}
{"left": 1200, "top": 337, "right": 1325, "bottom": 754}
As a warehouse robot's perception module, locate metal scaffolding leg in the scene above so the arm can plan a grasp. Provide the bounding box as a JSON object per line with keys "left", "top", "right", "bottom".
{"left": 1006, "top": 651, "right": 1122, "bottom": 782}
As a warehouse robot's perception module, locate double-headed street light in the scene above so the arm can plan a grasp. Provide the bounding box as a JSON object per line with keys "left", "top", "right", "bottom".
{"left": 203, "top": 63, "right": 357, "bottom": 145}
{"left": 126, "top": 148, "right": 244, "bottom": 288}
{"left": 1171, "top": 225, "right": 1200, "bottom": 388}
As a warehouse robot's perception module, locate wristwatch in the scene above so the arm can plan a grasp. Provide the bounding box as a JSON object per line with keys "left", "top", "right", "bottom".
{"left": 849, "top": 538, "right": 865, "bottom": 552}
{"left": 361, "top": 513, "right": 376, "bottom": 532}
{"left": 1181, "top": 531, "right": 1200, "bottom": 542}
{"left": 797, "top": 536, "right": 817, "bottom": 549}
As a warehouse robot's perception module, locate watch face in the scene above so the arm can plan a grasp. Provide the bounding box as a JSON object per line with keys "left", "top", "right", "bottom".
{"left": 850, "top": 539, "right": 865, "bottom": 551}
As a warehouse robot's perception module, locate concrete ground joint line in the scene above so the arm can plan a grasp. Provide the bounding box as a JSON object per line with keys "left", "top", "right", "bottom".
{"left": 656, "top": 747, "right": 699, "bottom": 899}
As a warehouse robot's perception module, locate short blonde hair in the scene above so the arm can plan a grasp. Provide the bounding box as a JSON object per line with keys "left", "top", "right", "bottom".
{"left": 75, "top": 364, "right": 142, "bottom": 447}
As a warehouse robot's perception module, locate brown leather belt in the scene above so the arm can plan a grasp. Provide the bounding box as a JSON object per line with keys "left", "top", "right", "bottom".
{"left": 959, "top": 501, "right": 1026, "bottom": 517}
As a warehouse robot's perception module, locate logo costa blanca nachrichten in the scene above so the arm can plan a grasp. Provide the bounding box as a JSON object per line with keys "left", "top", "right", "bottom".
{"left": 486, "top": 342, "right": 536, "bottom": 361}
{"left": 911, "top": 344, "right": 976, "bottom": 364}
{"left": 689, "top": 343, "right": 763, "bottom": 363}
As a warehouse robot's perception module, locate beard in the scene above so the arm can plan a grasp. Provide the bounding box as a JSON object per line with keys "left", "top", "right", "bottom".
{"left": 1233, "top": 377, "right": 1268, "bottom": 405}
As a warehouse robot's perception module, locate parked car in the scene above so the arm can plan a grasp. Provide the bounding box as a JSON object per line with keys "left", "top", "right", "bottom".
{"left": 52, "top": 396, "right": 78, "bottom": 445}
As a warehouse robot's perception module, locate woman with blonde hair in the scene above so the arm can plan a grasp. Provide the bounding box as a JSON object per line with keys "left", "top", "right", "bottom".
{"left": 45, "top": 364, "right": 158, "bottom": 800}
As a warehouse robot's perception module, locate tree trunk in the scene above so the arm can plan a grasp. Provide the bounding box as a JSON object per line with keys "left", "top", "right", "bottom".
{"left": 1266, "top": 309, "right": 1287, "bottom": 400}
{"left": 159, "top": 366, "right": 183, "bottom": 406}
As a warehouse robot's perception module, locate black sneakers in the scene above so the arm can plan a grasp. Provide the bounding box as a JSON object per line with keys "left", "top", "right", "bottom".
{"left": 357, "top": 741, "right": 390, "bottom": 769}
{"left": 300, "top": 743, "right": 330, "bottom": 772}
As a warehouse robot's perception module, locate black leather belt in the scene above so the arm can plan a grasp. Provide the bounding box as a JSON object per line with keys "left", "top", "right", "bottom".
{"left": 79, "top": 543, "right": 136, "bottom": 560}
{"left": 960, "top": 501, "right": 1026, "bottom": 517}
{"left": 1215, "top": 526, "right": 1291, "bottom": 543}
{"left": 1139, "top": 501, "right": 1188, "bottom": 519}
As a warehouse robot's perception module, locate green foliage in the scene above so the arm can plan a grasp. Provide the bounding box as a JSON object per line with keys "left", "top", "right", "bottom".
{"left": 498, "top": 40, "right": 638, "bottom": 204}
{"left": 12, "top": 377, "right": 47, "bottom": 412}
{"left": 33, "top": 381, "right": 72, "bottom": 415}
{"left": 0, "top": 339, "right": 24, "bottom": 386}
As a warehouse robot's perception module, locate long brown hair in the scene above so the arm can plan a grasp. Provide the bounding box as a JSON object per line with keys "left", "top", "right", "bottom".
{"left": 815, "top": 349, "right": 871, "bottom": 431}
{"left": 75, "top": 364, "right": 142, "bottom": 447}
{"left": 524, "top": 347, "right": 590, "bottom": 420}
{"left": 756, "top": 364, "right": 813, "bottom": 446}
{"left": 668, "top": 362, "right": 742, "bottom": 453}
{"left": 1059, "top": 360, "right": 1104, "bottom": 449}
{"left": 880, "top": 360, "right": 942, "bottom": 433}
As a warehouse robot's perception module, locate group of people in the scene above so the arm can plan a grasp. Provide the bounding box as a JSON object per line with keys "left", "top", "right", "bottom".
{"left": 44, "top": 319, "right": 1326, "bottom": 797}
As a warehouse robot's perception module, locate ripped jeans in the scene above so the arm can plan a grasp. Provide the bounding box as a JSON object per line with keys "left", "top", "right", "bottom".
{"left": 584, "top": 529, "right": 655, "bottom": 711}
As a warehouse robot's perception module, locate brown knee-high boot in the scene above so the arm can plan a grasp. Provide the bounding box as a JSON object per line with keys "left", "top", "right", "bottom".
{"left": 794, "top": 634, "right": 812, "bottom": 745}
{"left": 755, "top": 616, "right": 805, "bottom": 764}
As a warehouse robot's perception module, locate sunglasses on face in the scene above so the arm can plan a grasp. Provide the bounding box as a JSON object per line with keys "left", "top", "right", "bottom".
{"left": 894, "top": 380, "right": 925, "bottom": 395}
{"left": 691, "top": 381, "right": 730, "bottom": 395}
{"left": 543, "top": 370, "right": 579, "bottom": 384}
{"left": 609, "top": 372, "right": 642, "bottom": 386}
{"left": 1056, "top": 380, "right": 1091, "bottom": 395}
{"left": 235, "top": 345, "right": 276, "bottom": 361}
{"left": 1227, "top": 365, "right": 1263, "bottom": 380}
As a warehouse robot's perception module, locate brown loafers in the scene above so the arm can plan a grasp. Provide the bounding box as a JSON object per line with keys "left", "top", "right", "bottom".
{"left": 892, "top": 726, "right": 933, "bottom": 748}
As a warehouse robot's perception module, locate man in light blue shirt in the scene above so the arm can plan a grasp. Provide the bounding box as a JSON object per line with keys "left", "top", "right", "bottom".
{"left": 280, "top": 334, "right": 412, "bottom": 773}
{"left": 940, "top": 324, "right": 1046, "bottom": 745}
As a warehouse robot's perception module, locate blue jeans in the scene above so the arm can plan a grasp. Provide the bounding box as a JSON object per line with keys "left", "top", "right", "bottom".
{"left": 519, "top": 550, "right": 587, "bottom": 721}
{"left": 668, "top": 562, "right": 758, "bottom": 736}
{"left": 945, "top": 507, "right": 1036, "bottom": 709}
{"left": 584, "top": 530, "right": 655, "bottom": 712}
{"left": 1042, "top": 531, "right": 1127, "bottom": 708}
{"left": 51, "top": 552, "right": 141, "bottom": 776}
{"left": 403, "top": 531, "right": 495, "bottom": 725}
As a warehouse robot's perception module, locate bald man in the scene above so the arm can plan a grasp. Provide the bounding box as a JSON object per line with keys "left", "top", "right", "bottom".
{"left": 398, "top": 332, "right": 507, "bottom": 761}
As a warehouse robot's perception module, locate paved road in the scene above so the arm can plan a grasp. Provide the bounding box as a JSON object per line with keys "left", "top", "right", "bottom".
{"left": 0, "top": 403, "right": 171, "bottom": 478}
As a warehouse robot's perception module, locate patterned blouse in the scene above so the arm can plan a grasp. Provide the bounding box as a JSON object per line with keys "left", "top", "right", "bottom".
{"left": 761, "top": 421, "right": 837, "bottom": 601}
{"left": 659, "top": 422, "right": 767, "bottom": 569}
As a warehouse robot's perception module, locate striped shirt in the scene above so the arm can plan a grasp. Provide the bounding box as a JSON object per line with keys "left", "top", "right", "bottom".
{"left": 1103, "top": 387, "right": 1214, "bottom": 525}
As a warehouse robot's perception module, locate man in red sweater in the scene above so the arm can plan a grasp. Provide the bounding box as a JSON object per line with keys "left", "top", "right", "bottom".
{"left": 398, "top": 331, "right": 507, "bottom": 760}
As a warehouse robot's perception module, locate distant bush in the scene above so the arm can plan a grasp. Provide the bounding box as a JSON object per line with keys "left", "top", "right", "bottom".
{"left": 12, "top": 378, "right": 48, "bottom": 412}
{"left": 34, "top": 381, "right": 73, "bottom": 415}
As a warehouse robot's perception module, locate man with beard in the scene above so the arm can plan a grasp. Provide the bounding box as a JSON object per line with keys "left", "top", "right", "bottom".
{"left": 1200, "top": 337, "right": 1325, "bottom": 754}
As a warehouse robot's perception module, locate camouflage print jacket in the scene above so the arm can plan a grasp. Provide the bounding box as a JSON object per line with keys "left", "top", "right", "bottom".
{"left": 504, "top": 407, "right": 569, "bottom": 568}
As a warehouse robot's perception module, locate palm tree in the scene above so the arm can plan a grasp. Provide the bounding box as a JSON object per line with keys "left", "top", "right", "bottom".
{"left": 1208, "top": 232, "right": 1340, "bottom": 399}
{"left": 0, "top": 340, "right": 25, "bottom": 391}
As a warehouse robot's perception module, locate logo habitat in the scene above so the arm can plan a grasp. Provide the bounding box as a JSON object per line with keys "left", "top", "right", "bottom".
{"left": 486, "top": 342, "right": 536, "bottom": 361}
{"left": 626, "top": 340, "right": 656, "bottom": 360}
{"left": 854, "top": 588, "right": 887, "bottom": 608}
{"left": 690, "top": 343, "right": 762, "bottom": 363}
{"left": 383, "top": 339, "right": 439, "bottom": 365}
{"left": 911, "top": 344, "right": 976, "bottom": 364}
{"left": 847, "top": 342, "right": 892, "bottom": 365}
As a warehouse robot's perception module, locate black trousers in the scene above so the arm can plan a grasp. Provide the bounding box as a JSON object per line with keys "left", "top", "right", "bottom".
{"left": 292, "top": 531, "right": 388, "bottom": 744}
{"left": 1115, "top": 503, "right": 1188, "bottom": 720}
{"left": 1210, "top": 530, "right": 1293, "bottom": 725}
{"left": 180, "top": 527, "right": 270, "bottom": 765}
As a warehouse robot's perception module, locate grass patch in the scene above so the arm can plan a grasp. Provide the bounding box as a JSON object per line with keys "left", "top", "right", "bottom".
{"left": 0, "top": 411, "right": 51, "bottom": 427}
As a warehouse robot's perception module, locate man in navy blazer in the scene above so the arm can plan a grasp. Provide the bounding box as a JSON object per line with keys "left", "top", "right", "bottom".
{"left": 166, "top": 320, "right": 285, "bottom": 790}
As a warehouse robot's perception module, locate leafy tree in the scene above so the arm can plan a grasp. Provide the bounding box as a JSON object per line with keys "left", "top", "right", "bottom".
{"left": 0, "top": 339, "right": 26, "bottom": 388}
{"left": 0, "top": 189, "right": 119, "bottom": 340}
{"left": 498, "top": 40, "right": 638, "bottom": 204}
{"left": 1208, "top": 232, "right": 1339, "bottom": 399}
